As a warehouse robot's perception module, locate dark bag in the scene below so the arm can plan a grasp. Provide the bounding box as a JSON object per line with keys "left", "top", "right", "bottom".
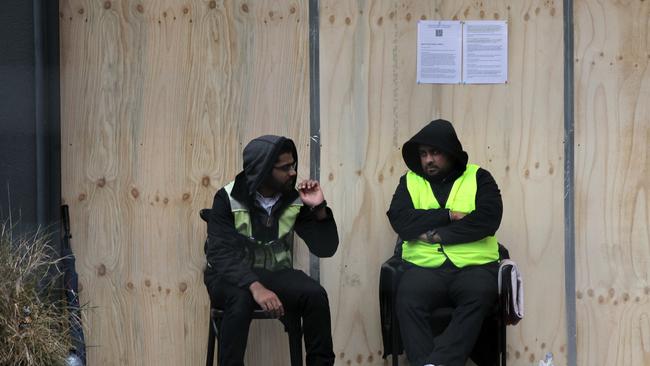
{"left": 498, "top": 259, "right": 524, "bottom": 326}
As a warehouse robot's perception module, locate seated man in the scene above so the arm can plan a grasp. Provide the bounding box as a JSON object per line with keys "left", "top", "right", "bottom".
{"left": 386, "top": 119, "right": 503, "bottom": 366}
{"left": 204, "top": 135, "right": 339, "bottom": 366}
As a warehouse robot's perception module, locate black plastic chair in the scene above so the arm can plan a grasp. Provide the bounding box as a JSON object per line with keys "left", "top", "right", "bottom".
{"left": 380, "top": 240, "right": 510, "bottom": 366}
{"left": 201, "top": 208, "right": 304, "bottom": 366}
{"left": 206, "top": 307, "right": 303, "bottom": 366}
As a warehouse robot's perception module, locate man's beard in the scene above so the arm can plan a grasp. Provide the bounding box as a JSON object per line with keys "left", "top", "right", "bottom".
{"left": 423, "top": 163, "right": 442, "bottom": 177}
{"left": 264, "top": 176, "right": 296, "bottom": 194}
{"left": 423, "top": 163, "right": 453, "bottom": 182}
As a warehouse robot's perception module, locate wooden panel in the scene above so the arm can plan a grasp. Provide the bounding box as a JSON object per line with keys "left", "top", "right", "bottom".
{"left": 319, "top": 1, "right": 565, "bottom": 364}
{"left": 575, "top": 1, "right": 650, "bottom": 365}
{"left": 60, "top": 0, "right": 309, "bottom": 364}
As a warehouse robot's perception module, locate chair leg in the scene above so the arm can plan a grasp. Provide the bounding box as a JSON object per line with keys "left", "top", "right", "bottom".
{"left": 282, "top": 314, "right": 303, "bottom": 366}
{"left": 206, "top": 317, "right": 217, "bottom": 366}
{"left": 288, "top": 328, "right": 303, "bottom": 366}
{"left": 216, "top": 318, "right": 224, "bottom": 366}
{"left": 498, "top": 302, "right": 507, "bottom": 366}
{"left": 500, "top": 319, "right": 506, "bottom": 366}
{"left": 391, "top": 319, "right": 399, "bottom": 366}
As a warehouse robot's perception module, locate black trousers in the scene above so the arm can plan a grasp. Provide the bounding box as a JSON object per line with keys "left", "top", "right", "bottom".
{"left": 207, "top": 269, "right": 335, "bottom": 366}
{"left": 395, "top": 260, "right": 498, "bottom": 366}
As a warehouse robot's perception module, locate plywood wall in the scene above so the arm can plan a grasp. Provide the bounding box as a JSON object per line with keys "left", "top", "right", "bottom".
{"left": 60, "top": 0, "right": 650, "bottom": 365}
{"left": 60, "top": 0, "right": 310, "bottom": 364}
{"left": 574, "top": 0, "right": 650, "bottom": 365}
{"left": 319, "top": 1, "right": 565, "bottom": 365}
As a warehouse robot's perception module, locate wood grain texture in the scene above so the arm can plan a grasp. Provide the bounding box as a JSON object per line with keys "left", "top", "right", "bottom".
{"left": 319, "top": 1, "right": 565, "bottom": 364}
{"left": 60, "top": 0, "right": 310, "bottom": 364}
{"left": 575, "top": 1, "right": 650, "bottom": 365}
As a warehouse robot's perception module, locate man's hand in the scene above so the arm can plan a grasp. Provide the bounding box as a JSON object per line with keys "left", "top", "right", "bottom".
{"left": 449, "top": 211, "right": 467, "bottom": 221}
{"left": 418, "top": 230, "right": 442, "bottom": 243}
{"left": 297, "top": 180, "right": 324, "bottom": 206}
{"left": 297, "top": 180, "right": 327, "bottom": 219}
{"left": 249, "top": 281, "right": 284, "bottom": 318}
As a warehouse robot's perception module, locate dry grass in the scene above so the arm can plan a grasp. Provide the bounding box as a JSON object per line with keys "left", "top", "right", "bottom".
{"left": 0, "top": 221, "right": 76, "bottom": 366}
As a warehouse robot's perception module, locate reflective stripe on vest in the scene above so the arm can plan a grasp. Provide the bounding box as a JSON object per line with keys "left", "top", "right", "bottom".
{"left": 401, "top": 164, "right": 498, "bottom": 268}
{"left": 224, "top": 181, "right": 303, "bottom": 270}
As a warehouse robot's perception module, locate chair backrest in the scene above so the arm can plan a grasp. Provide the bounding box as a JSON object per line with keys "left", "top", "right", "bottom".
{"left": 200, "top": 209, "right": 211, "bottom": 223}
{"left": 498, "top": 243, "right": 510, "bottom": 260}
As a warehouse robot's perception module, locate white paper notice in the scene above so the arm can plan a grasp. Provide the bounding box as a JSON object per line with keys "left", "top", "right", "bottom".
{"left": 462, "top": 20, "right": 508, "bottom": 84}
{"left": 416, "top": 21, "right": 462, "bottom": 84}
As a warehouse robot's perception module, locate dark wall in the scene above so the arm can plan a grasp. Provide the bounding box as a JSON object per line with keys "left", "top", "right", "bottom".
{"left": 0, "top": 0, "right": 60, "bottom": 232}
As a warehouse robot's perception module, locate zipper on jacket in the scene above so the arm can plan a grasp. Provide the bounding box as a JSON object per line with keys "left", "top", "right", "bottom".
{"left": 438, "top": 244, "right": 450, "bottom": 261}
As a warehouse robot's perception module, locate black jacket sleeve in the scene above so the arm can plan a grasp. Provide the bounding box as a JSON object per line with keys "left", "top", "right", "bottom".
{"left": 205, "top": 188, "right": 259, "bottom": 289}
{"left": 386, "top": 175, "right": 452, "bottom": 240}
{"left": 436, "top": 168, "right": 503, "bottom": 244}
{"left": 294, "top": 206, "right": 339, "bottom": 257}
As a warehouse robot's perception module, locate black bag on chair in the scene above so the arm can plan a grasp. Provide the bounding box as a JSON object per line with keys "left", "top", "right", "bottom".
{"left": 498, "top": 259, "right": 524, "bottom": 326}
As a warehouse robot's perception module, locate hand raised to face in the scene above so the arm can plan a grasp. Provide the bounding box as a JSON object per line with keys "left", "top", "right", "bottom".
{"left": 297, "top": 179, "right": 324, "bottom": 208}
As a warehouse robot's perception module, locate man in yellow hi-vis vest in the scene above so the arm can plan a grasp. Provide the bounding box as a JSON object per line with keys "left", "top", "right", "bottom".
{"left": 387, "top": 120, "right": 503, "bottom": 366}
{"left": 204, "top": 135, "right": 339, "bottom": 366}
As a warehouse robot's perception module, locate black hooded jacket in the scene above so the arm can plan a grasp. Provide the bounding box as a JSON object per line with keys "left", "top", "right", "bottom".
{"left": 204, "top": 135, "right": 339, "bottom": 289}
{"left": 386, "top": 119, "right": 502, "bottom": 244}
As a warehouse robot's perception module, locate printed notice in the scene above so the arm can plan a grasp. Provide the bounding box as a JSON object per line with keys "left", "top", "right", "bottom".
{"left": 416, "top": 21, "right": 462, "bottom": 84}
{"left": 462, "top": 20, "right": 508, "bottom": 84}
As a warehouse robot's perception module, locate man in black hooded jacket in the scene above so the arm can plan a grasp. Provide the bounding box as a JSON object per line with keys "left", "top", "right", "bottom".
{"left": 387, "top": 119, "right": 502, "bottom": 366}
{"left": 204, "top": 135, "right": 339, "bottom": 366}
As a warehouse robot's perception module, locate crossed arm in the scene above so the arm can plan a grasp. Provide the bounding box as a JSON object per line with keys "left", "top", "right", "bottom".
{"left": 386, "top": 169, "right": 502, "bottom": 244}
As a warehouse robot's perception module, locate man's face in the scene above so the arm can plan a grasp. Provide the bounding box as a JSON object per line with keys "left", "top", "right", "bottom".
{"left": 266, "top": 152, "right": 297, "bottom": 193}
{"left": 419, "top": 145, "right": 451, "bottom": 178}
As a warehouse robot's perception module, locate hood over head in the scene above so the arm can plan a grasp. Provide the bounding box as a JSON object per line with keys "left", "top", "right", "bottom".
{"left": 402, "top": 119, "right": 468, "bottom": 177}
{"left": 241, "top": 135, "right": 298, "bottom": 197}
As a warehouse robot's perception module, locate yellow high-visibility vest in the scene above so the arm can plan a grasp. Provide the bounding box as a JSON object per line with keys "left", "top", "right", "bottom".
{"left": 402, "top": 164, "right": 499, "bottom": 268}
{"left": 224, "top": 181, "right": 302, "bottom": 271}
